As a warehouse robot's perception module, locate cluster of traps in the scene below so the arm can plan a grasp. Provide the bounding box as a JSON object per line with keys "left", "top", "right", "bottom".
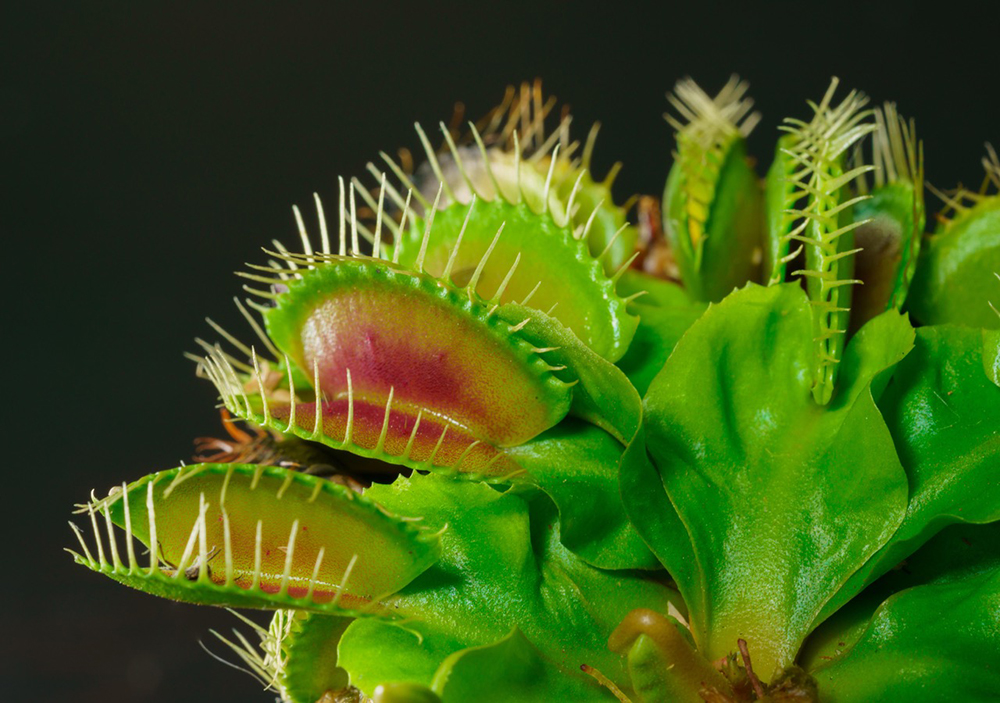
{"left": 68, "top": 78, "right": 1000, "bottom": 703}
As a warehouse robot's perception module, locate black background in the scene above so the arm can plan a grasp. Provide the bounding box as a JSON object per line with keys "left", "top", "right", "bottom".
{"left": 4, "top": 2, "right": 999, "bottom": 702}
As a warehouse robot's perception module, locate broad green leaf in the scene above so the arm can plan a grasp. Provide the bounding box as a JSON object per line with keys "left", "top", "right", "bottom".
{"left": 815, "top": 324, "right": 1000, "bottom": 624}
{"left": 619, "top": 424, "right": 703, "bottom": 625}
{"left": 431, "top": 629, "right": 606, "bottom": 703}
{"left": 802, "top": 521, "right": 1000, "bottom": 672}
{"left": 339, "top": 474, "right": 682, "bottom": 698}
{"left": 341, "top": 619, "right": 464, "bottom": 696}
{"left": 616, "top": 302, "right": 705, "bottom": 397}
{"left": 615, "top": 272, "right": 707, "bottom": 396}
{"left": 807, "top": 523, "right": 1000, "bottom": 701}
{"left": 908, "top": 196, "right": 1000, "bottom": 329}
{"left": 69, "top": 464, "right": 440, "bottom": 615}
{"left": 506, "top": 418, "right": 658, "bottom": 570}
{"left": 641, "top": 284, "right": 912, "bottom": 678}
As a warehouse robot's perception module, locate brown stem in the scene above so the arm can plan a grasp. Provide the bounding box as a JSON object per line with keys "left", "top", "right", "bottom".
{"left": 737, "top": 639, "right": 766, "bottom": 700}
{"left": 580, "top": 664, "right": 632, "bottom": 703}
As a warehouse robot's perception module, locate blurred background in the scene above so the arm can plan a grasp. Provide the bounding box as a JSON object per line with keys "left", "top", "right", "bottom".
{"left": 4, "top": 1, "right": 998, "bottom": 701}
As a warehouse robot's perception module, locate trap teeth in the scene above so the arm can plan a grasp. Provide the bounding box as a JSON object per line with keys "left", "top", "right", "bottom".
{"left": 71, "top": 463, "right": 441, "bottom": 615}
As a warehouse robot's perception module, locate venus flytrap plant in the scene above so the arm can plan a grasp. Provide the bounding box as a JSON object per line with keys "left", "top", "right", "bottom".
{"left": 69, "top": 78, "right": 1000, "bottom": 703}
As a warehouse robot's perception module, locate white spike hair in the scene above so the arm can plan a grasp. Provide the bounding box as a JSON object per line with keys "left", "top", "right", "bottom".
{"left": 69, "top": 466, "right": 375, "bottom": 616}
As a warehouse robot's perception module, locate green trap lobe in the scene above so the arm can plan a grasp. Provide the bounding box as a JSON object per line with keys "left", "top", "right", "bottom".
{"left": 279, "top": 612, "right": 355, "bottom": 703}
{"left": 665, "top": 136, "right": 763, "bottom": 303}
{"left": 266, "top": 261, "right": 571, "bottom": 449}
{"left": 395, "top": 198, "right": 637, "bottom": 362}
{"left": 86, "top": 464, "right": 439, "bottom": 612}
{"left": 763, "top": 135, "right": 798, "bottom": 286}
{"left": 555, "top": 168, "right": 639, "bottom": 273}
{"left": 850, "top": 181, "right": 923, "bottom": 331}
{"left": 908, "top": 197, "right": 1000, "bottom": 330}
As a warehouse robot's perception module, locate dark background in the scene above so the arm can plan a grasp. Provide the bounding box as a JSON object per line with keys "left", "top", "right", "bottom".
{"left": 3, "top": 2, "right": 998, "bottom": 701}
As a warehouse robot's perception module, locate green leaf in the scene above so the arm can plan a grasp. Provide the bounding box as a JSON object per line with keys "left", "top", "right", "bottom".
{"left": 619, "top": 423, "right": 703, "bottom": 626}
{"left": 506, "top": 418, "right": 658, "bottom": 570}
{"left": 432, "top": 629, "right": 606, "bottom": 703}
{"left": 807, "top": 523, "right": 1000, "bottom": 701}
{"left": 617, "top": 302, "right": 705, "bottom": 397}
{"left": 339, "top": 474, "right": 682, "bottom": 698}
{"left": 985, "top": 328, "right": 1000, "bottom": 386}
{"left": 640, "top": 284, "right": 912, "bottom": 677}
{"left": 815, "top": 324, "right": 1000, "bottom": 624}
{"left": 802, "top": 521, "right": 1000, "bottom": 671}
{"left": 68, "top": 464, "right": 440, "bottom": 615}
{"left": 496, "top": 303, "right": 643, "bottom": 444}
{"left": 615, "top": 273, "right": 707, "bottom": 396}
{"left": 908, "top": 196, "right": 1000, "bottom": 329}
{"left": 341, "top": 619, "right": 464, "bottom": 696}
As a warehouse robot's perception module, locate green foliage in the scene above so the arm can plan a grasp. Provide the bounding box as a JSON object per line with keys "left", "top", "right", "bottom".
{"left": 632, "top": 283, "right": 914, "bottom": 676}
{"left": 909, "top": 198, "right": 1000, "bottom": 329}
{"left": 338, "top": 474, "right": 681, "bottom": 701}
{"left": 814, "top": 324, "right": 1000, "bottom": 622}
{"left": 69, "top": 78, "right": 1000, "bottom": 703}
{"left": 806, "top": 522, "right": 1000, "bottom": 701}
